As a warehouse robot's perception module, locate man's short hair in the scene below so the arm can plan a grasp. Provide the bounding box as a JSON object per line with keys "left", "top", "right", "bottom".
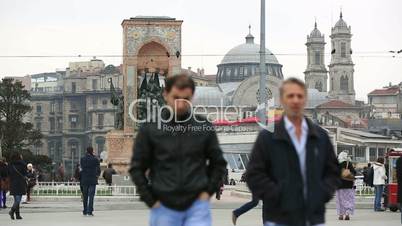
{"left": 86, "top": 146, "right": 94, "bottom": 154}
{"left": 164, "top": 73, "right": 195, "bottom": 94}
{"left": 279, "top": 77, "right": 307, "bottom": 97}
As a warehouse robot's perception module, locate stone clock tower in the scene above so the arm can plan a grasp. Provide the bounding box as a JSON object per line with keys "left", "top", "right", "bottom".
{"left": 106, "top": 16, "right": 183, "bottom": 173}
{"left": 328, "top": 12, "right": 355, "bottom": 104}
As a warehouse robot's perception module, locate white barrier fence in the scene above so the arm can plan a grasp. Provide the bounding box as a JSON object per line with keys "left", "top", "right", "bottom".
{"left": 32, "top": 182, "right": 138, "bottom": 197}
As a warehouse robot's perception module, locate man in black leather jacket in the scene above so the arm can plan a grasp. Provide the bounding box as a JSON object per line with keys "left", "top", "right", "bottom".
{"left": 130, "top": 74, "right": 227, "bottom": 226}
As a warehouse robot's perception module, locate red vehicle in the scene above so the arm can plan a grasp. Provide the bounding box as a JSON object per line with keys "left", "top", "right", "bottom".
{"left": 385, "top": 148, "right": 402, "bottom": 212}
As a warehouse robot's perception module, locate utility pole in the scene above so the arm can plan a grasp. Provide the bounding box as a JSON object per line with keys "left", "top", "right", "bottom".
{"left": 258, "top": 0, "right": 267, "bottom": 126}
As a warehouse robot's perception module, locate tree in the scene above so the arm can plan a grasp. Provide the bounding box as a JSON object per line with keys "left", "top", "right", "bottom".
{"left": 0, "top": 78, "right": 42, "bottom": 158}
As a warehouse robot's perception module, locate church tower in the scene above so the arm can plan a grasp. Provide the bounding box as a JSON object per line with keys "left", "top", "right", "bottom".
{"left": 328, "top": 12, "right": 355, "bottom": 104}
{"left": 304, "top": 21, "right": 327, "bottom": 92}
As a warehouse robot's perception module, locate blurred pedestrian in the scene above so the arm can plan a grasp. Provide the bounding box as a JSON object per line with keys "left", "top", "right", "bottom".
{"left": 74, "top": 163, "right": 81, "bottom": 182}
{"left": 336, "top": 151, "right": 356, "bottom": 220}
{"left": 232, "top": 172, "right": 259, "bottom": 225}
{"left": 102, "top": 163, "right": 117, "bottom": 186}
{"left": 25, "top": 163, "right": 37, "bottom": 203}
{"left": 58, "top": 163, "right": 65, "bottom": 182}
{"left": 246, "top": 78, "right": 341, "bottom": 226}
{"left": 0, "top": 158, "right": 9, "bottom": 209}
{"left": 373, "top": 157, "right": 387, "bottom": 211}
{"left": 7, "top": 153, "right": 27, "bottom": 220}
{"left": 80, "top": 147, "right": 100, "bottom": 216}
{"left": 130, "top": 74, "right": 227, "bottom": 226}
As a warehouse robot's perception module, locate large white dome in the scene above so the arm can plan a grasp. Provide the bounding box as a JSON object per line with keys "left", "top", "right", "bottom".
{"left": 221, "top": 37, "right": 279, "bottom": 65}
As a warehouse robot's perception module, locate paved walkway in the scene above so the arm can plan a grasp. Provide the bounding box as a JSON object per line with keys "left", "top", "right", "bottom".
{"left": 0, "top": 209, "right": 399, "bottom": 226}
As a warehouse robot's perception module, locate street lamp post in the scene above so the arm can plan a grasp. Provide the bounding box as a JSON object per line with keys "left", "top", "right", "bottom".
{"left": 258, "top": 0, "right": 267, "bottom": 126}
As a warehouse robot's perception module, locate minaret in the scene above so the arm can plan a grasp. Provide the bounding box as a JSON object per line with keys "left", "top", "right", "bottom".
{"left": 328, "top": 11, "right": 355, "bottom": 104}
{"left": 304, "top": 20, "right": 328, "bottom": 92}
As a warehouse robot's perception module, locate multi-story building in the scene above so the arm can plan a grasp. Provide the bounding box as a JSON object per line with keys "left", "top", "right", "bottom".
{"left": 368, "top": 82, "right": 402, "bottom": 119}
{"left": 30, "top": 59, "right": 122, "bottom": 176}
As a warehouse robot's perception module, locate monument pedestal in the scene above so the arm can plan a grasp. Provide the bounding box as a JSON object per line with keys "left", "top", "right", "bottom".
{"left": 105, "top": 130, "right": 135, "bottom": 174}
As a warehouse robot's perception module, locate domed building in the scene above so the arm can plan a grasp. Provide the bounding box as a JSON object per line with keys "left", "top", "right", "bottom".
{"left": 193, "top": 27, "right": 284, "bottom": 108}
{"left": 217, "top": 27, "right": 284, "bottom": 83}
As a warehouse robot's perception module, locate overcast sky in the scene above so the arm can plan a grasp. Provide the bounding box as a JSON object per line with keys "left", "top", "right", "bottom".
{"left": 0, "top": 0, "right": 401, "bottom": 101}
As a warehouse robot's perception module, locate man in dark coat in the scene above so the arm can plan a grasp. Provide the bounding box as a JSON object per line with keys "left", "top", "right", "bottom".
{"left": 396, "top": 156, "right": 402, "bottom": 223}
{"left": 102, "top": 163, "right": 117, "bottom": 186}
{"left": 130, "top": 74, "right": 227, "bottom": 226}
{"left": 80, "top": 147, "right": 100, "bottom": 216}
{"left": 246, "top": 78, "right": 341, "bottom": 226}
{"left": 8, "top": 153, "right": 27, "bottom": 220}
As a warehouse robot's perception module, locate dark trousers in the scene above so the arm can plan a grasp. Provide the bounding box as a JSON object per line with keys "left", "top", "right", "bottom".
{"left": 82, "top": 185, "right": 96, "bottom": 214}
{"left": 12, "top": 195, "right": 22, "bottom": 211}
{"left": 233, "top": 198, "right": 259, "bottom": 217}
{"left": 0, "top": 190, "right": 6, "bottom": 207}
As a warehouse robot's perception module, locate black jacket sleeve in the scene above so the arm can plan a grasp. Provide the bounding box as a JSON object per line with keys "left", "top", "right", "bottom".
{"left": 129, "top": 125, "right": 156, "bottom": 208}
{"left": 205, "top": 128, "right": 227, "bottom": 196}
{"left": 96, "top": 158, "right": 101, "bottom": 178}
{"left": 322, "top": 134, "right": 341, "bottom": 199}
{"left": 246, "top": 131, "right": 281, "bottom": 201}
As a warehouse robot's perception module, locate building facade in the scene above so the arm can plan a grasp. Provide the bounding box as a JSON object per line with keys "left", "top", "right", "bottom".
{"left": 30, "top": 60, "right": 122, "bottom": 177}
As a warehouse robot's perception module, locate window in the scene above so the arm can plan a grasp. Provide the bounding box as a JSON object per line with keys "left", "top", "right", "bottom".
{"left": 58, "top": 101, "right": 62, "bottom": 113}
{"left": 341, "top": 42, "right": 346, "bottom": 58}
{"left": 50, "top": 102, "right": 55, "bottom": 113}
{"left": 340, "top": 75, "right": 349, "bottom": 91}
{"left": 88, "top": 114, "right": 92, "bottom": 129}
{"left": 70, "top": 102, "right": 77, "bottom": 111}
{"left": 92, "top": 79, "right": 98, "bottom": 90}
{"left": 36, "top": 105, "right": 42, "bottom": 113}
{"left": 315, "top": 81, "right": 323, "bottom": 92}
{"left": 239, "top": 67, "right": 244, "bottom": 75}
{"left": 369, "top": 147, "right": 377, "bottom": 162}
{"left": 226, "top": 68, "right": 231, "bottom": 76}
{"left": 71, "top": 82, "right": 76, "bottom": 93}
{"left": 70, "top": 115, "right": 78, "bottom": 129}
{"left": 49, "top": 118, "right": 55, "bottom": 132}
{"left": 36, "top": 122, "right": 41, "bottom": 130}
{"left": 57, "top": 117, "right": 63, "bottom": 131}
{"left": 102, "top": 99, "right": 108, "bottom": 106}
{"left": 92, "top": 97, "right": 98, "bottom": 108}
{"left": 355, "top": 147, "right": 366, "bottom": 162}
{"left": 378, "top": 148, "right": 385, "bottom": 158}
{"left": 97, "top": 114, "right": 104, "bottom": 129}
{"left": 315, "top": 51, "right": 321, "bottom": 65}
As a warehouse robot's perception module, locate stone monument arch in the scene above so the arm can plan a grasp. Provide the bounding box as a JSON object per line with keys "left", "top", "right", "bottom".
{"left": 106, "top": 16, "right": 182, "bottom": 173}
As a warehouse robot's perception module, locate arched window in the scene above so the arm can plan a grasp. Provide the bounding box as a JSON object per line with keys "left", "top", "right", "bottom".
{"left": 315, "top": 81, "right": 323, "bottom": 92}
{"left": 340, "top": 75, "right": 349, "bottom": 91}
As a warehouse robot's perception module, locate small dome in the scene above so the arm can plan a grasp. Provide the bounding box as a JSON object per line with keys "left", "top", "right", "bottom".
{"left": 309, "top": 22, "right": 322, "bottom": 37}
{"left": 334, "top": 12, "right": 348, "bottom": 28}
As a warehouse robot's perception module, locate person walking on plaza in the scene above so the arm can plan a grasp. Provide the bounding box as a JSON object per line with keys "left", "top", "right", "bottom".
{"left": 80, "top": 147, "right": 101, "bottom": 216}
{"left": 8, "top": 153, "right": 27, "bottom": 220}
{"left": 25, "top": 163, "right": 37, "bottom": 203}
{"left": 335, "top": 151, "right": 356, "bottom": 221}
{"left": 102, "top": 163, "right": 117, "bottom": 186}
{"left": 373, "top": 157, "right": 387, "bottom": 211}
{"left": 0, "top": 158, "right": 9, "bottom": 209}
{"left": 58, "top": 162, "right": 65, "bottom": 182}
{"left": 232, "top": 172, "right": 259, "bottom": 225}
{"left": 130, "top": 74, "right": 227, "bottom": 226}
{"left": 246, "top": 78, "right": 341, "bottom": 226}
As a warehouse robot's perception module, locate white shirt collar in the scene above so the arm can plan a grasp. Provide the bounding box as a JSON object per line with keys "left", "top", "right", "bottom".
{"left": 284, "top": 115, "right": 308, "bottom": 132}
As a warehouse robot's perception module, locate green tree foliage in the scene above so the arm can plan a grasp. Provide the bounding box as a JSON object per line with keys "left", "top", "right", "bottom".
{"left": 0, "top": 78, "right": 43, "bottom": 159}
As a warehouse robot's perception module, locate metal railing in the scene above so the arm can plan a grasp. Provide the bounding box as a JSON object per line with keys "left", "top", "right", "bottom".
{"left": 32, "top": 182, "right": 137, "bottom": 197}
